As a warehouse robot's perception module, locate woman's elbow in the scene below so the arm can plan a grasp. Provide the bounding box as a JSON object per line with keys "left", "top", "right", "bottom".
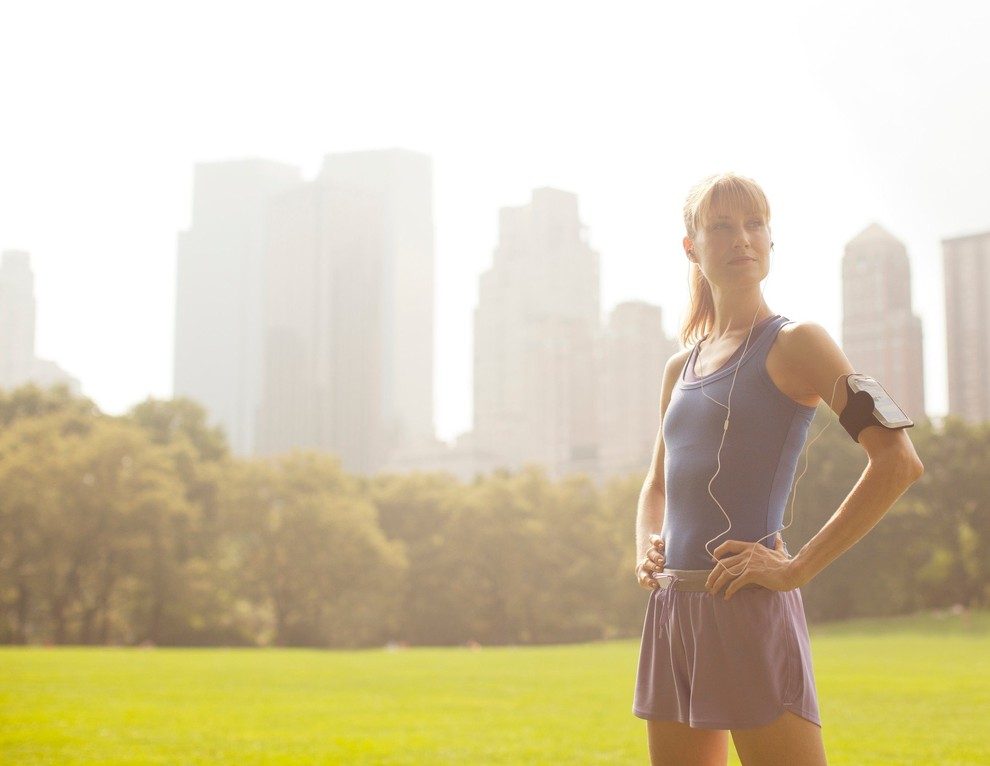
{"left": 897, "top": 435, "right": 925, "bottom": 484}
{"left": 877, "top": 438, "right": 924, "bottom": 487}
{"left": 865, "top": 430, "right": 924, "bottom": 487}
{"left": 906, "top": 449, "right": 925, "bottom": 483}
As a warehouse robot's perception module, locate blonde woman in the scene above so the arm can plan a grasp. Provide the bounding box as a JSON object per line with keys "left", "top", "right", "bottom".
{"left": 632, "top": 173, "right": 923, "bottom": 766}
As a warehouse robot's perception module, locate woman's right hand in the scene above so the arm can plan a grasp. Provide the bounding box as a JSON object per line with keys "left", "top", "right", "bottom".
{"left": 635, "top": 535, "right": 665, "bottom": 590}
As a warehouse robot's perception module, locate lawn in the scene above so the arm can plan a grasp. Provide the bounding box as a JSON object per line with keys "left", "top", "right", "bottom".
{"left": 1, "top": 611, "right": 987, "bottom": 765}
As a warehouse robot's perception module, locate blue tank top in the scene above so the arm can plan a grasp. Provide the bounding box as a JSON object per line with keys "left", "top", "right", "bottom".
{"left": 661, "top": 316, "right": 816, "bottom": 570}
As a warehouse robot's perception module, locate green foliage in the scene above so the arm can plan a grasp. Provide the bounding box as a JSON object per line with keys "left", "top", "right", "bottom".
{"left": 0, "top": 401, "right": 191, "bottom": 645}
{"left": 0, "top": 384, "right": 99, "bottom": 429}
{"left": 2, "top": 386, "right": 990, "bottom": 648}
{"left": 222, "top": 452, "right": 400, "bottom": 647}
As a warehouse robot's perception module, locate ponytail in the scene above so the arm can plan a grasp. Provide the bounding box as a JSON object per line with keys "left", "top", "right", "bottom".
{"left": 681, "top": 263, "right": 715, "bottom": 346}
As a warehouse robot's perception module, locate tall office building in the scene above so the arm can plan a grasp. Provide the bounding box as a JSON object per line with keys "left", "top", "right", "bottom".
{"left": 473, "top": 188, "right": 600, "bottom": 477}
{"left": 943, "top": 230, "right": 990, "bottom": 422}
{"left": 600, "top": 301, "right": 676, "bottom": 478}
{"left": 0, "top": 250, "right": 36, "bottom": 390}
{"left": 174, "top": 159, "right": 302, "bottom": 454}
{"left": 256, "top": 149, "right": 435, "bottom": 473}
{"left": 0, "top": 250, "right": 81, "bottom": 395}
{"left": 841, "top": 223, "right": 926, "bottom": 421}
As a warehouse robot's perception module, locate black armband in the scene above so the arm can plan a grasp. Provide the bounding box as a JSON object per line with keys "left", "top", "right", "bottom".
{"left": 839, "top": 374, "right": 914, "bottom": 443}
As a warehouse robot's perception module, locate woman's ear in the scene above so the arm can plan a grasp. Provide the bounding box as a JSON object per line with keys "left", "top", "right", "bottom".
{"left": 683, "top": 236, "right": 696, "bottom": 262}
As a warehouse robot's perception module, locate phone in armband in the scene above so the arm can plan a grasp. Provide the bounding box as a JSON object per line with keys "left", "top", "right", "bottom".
{"left": 847, "top": 375, "right": 913, "bottom": 428}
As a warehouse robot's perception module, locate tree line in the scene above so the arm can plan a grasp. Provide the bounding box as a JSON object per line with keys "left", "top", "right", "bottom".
{"left": 1, "top": 386, "right": 987, "bottom": 648}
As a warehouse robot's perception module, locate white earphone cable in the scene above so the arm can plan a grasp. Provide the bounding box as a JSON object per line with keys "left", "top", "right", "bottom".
{"left": 697, "top": 235, "right": 847, "bottom": 578}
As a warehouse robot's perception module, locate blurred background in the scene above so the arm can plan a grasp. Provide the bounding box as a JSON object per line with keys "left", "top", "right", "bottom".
{"left": 1, "top": 0, "right": 989, "bottom": 648}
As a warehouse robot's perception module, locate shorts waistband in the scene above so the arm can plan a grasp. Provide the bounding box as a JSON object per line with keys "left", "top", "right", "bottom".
{"left": 653, "top": 569, "right": 762, "bottom": 592}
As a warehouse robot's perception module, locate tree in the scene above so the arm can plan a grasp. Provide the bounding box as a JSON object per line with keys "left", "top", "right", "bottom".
{"left": 909, "top": 418, "right": 990, "bottom": 608}
{"left": 0, "top": 408, "right": 190, "bottom": 644}
{"left": 126, "top": 398, "right": 232, "bottom": 644}
{"left": 369, "top": 471, "right": 466, "bottom": 645}
{"left": 0, "top": 384, "right": 99, "bottom": 429}
{"left": 222, "top": 452, "right": 402, "bottom": 647}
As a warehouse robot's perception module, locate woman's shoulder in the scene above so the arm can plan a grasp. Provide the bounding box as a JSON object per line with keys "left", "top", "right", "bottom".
{"left": 776, "top": 320, "right": 840, "bottom": 358}
{"left": 770, "top": 319, "right": 852, "bottom": 394}
{"left": 663, "top": 348, "right": 692, "bottom": 380}
{"left": 665, "top": 347, "right": 692, "bottom": 369}
{"left": 659, "top": 348, "right": 692, "bottom": 402}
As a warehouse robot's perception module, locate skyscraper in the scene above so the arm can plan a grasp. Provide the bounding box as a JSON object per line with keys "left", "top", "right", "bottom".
{"left": 174, "top": 159, "right": 302, "bottom": 454}
{"left": 473, "top": 188, "right": 600, "bottom": 477}
{"left": 600, "top": 301, "right": 676, "bottom": 478}
{"left": 943, "top": 230, "right": 990, "bottom": 423}
{"left": 0, "top": 250, "right": 36, "bottom": 390}
{"left": 841, "top": 223, "right": 925, "bottom": 421}
{"left": 255, "top": 149, "right": 435, "bottom": 473}
{"left": 0, "top": 250, "right": 81, "bottom": 395}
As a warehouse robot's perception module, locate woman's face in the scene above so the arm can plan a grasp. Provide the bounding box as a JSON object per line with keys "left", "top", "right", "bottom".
{"left": 686, "top": 204, "right": 772, "bottom": 288}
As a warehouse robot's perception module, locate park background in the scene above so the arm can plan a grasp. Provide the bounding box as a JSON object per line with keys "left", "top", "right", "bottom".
{"left": 1, "top": 386, "right": 988, "bottom": 649}
{"left": 1, "top": 388, "right": 989, "bottom": 765}
{"left": 2, "top": 1, "right": 990, "bottom": 764}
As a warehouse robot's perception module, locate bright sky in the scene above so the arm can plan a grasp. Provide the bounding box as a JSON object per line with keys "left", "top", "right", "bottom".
{"left": 2, "top": 0, "right": 988, "bottom": 442}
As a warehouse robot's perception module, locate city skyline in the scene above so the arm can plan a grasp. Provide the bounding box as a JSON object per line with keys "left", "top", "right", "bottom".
{"left": 2, "top": 150, "right": 982, "bottom": 443}
{"left": 2, "top": 1, "right": 989, "bottom": 441}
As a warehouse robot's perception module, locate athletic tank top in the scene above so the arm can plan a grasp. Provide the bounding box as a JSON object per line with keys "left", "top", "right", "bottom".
{"left": 661, "top": 316, "right": 816, "bottom": 570}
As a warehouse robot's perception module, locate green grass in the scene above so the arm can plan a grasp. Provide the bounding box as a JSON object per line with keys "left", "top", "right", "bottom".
{"left": 2, "top": 611, "right": 988, "bottom": 765}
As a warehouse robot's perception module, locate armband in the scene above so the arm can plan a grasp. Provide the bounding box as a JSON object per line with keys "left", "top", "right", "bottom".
{"left": 839, "top": 374, "right": 914, "bottom": 443}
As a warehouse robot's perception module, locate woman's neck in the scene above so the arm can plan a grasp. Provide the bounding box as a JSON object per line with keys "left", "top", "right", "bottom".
{"left": 707, "top": 292, "right": 773, "bottom": 342}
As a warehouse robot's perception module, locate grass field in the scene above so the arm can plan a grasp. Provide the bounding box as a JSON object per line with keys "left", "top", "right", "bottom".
{"left": 2, "top": 611, "right": 988, "bottom": 765}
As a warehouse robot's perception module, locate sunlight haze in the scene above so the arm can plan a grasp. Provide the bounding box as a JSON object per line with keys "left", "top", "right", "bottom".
{"left": 2, "top": 0, "right": 988, "bottom": 442}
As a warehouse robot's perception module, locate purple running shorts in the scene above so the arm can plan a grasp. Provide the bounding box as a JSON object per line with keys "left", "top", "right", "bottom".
{"left": 633, "top": 583, "right": 821, "bottom": 729}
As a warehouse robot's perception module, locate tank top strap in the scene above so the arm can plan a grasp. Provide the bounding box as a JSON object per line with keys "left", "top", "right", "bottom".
{"left": 682, "top": 315, "right": 790, "bottom": 386}
{"left": 747, "top": 315, "right": 791, "bottom": 365}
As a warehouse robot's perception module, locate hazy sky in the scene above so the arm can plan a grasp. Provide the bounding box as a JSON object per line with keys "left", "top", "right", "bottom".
{"left": 2, "top": 0, "right": 988, "bottom": 442}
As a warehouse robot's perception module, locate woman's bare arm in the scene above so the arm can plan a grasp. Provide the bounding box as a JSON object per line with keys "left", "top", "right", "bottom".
{"left": 706, "top": 322, "right": 924, "bottom": 598}
{"left": 635, "top": 349, "right": 690, "bottom": 589}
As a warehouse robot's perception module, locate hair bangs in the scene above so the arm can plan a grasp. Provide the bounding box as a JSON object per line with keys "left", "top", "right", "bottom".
{"left": 679, "top": 172, "right": 772, "bottom": 346}
{"left": 684, "top": 173, "right": 771, "bottom": 239}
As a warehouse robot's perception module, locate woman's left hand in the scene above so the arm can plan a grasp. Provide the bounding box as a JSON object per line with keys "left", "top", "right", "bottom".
{"left": 705, "top": 534, "right": 798, "bottom": 600}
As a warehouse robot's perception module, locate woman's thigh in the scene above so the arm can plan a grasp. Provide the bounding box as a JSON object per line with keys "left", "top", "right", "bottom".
{"left": 730, "top": 712, "right": 827, "bottom": 766}
{"left": 646, "top": 720, "right": 729, "bottom": 766}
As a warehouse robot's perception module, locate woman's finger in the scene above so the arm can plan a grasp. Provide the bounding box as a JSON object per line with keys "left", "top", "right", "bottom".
{"left": 711, "top": 539, "right": 749, "bottom": 560}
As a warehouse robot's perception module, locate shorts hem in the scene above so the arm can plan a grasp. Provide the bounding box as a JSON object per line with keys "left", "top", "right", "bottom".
{"left": 632, "top": 705, "right": 822, "bottom": 731}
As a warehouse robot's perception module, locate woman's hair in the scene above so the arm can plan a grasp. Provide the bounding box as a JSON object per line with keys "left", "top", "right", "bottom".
{"left": 680, "top": 172, "right": 771, "bottom": 346}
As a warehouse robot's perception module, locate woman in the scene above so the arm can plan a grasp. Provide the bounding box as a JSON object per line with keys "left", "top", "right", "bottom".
{"left": 632, "top": 172, "right": 924, "bottom": 766}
